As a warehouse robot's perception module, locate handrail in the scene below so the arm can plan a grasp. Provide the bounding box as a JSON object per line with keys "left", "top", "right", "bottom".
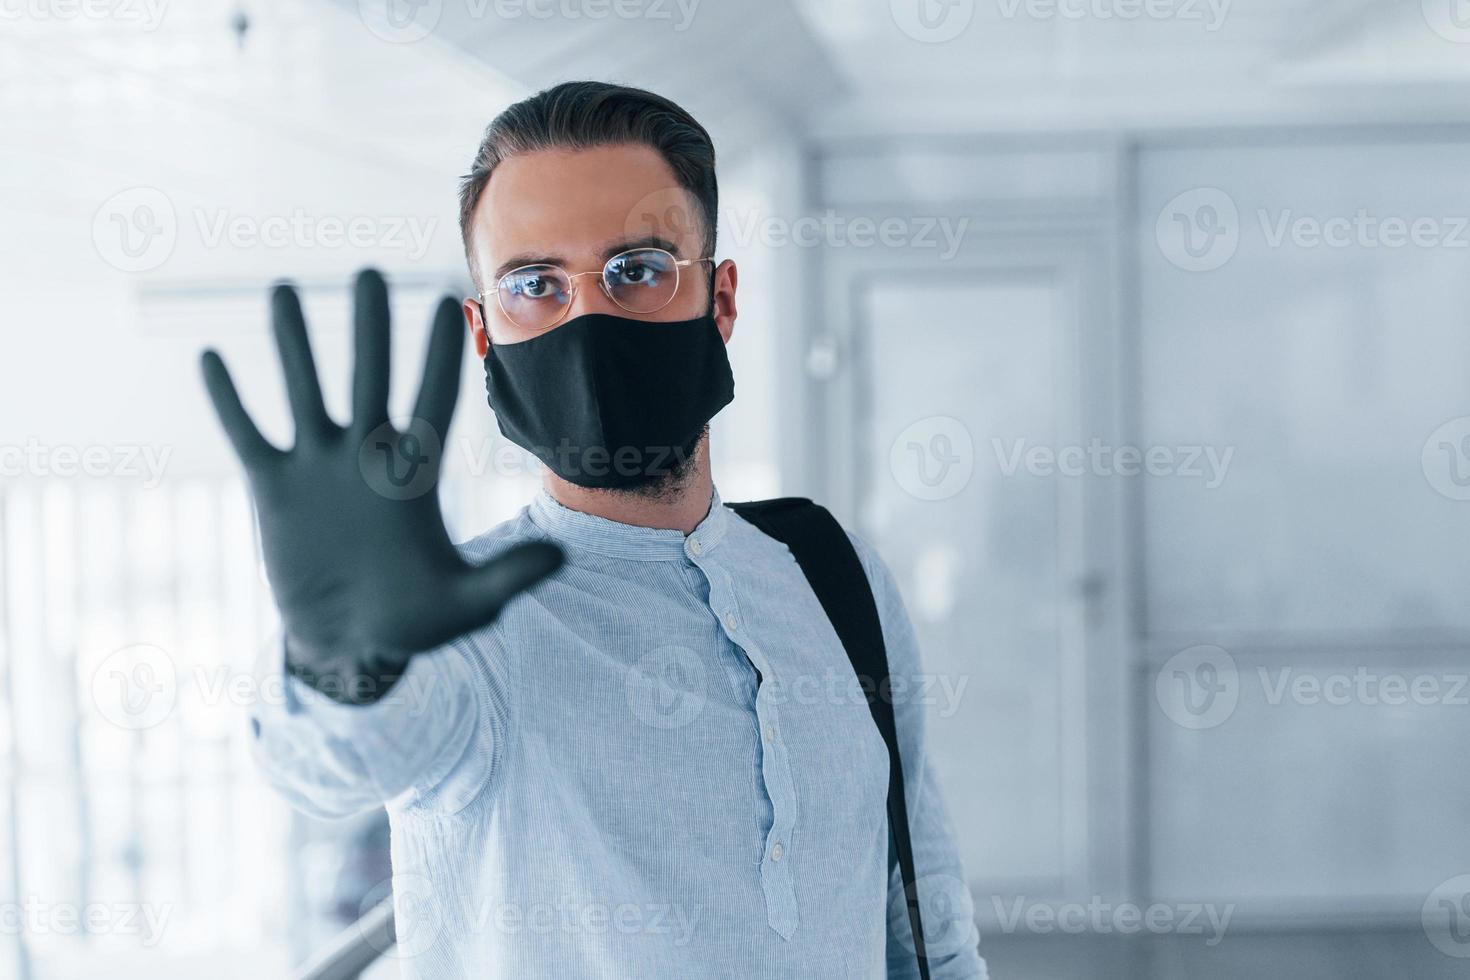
{"left": 294, "top": 900, "right": 396, "bottom": 980}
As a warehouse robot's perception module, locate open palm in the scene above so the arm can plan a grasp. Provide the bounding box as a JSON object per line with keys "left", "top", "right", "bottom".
{"left": 200, "top": 270, "right": 561, "bottom": 696}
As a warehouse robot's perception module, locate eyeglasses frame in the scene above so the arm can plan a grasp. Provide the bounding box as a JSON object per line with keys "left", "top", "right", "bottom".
{"left": 481, "top": 247, "right": 716, "bottom": 332}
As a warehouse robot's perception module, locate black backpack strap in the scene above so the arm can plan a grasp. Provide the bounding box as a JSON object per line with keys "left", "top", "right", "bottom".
{"left": 729, "top": 497, "right": 932, "bottom": 980}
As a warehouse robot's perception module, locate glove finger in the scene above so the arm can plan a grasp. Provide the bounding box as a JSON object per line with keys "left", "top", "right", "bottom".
{"left": 271, "top": 282, "right": 335, "bottom": 442}
{"left": 449, "top": 541, "right": 564, "bottom": 632}
{"left": 352, "top": 268, "right": 392, "bottom": 430}
{"left": 411, "top": 297, "right": 466, "bottom": 450}
{"left": 200, "top": 350, "right": 282, "bottom": 467}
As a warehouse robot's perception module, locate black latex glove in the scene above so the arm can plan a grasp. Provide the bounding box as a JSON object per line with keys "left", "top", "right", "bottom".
{"left": 200, "top": 269, "right": 563, "bottom": 703}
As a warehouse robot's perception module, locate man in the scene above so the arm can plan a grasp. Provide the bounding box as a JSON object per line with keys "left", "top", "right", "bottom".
{"left": 202, "top": 81, "right": 985, "bottom": 979}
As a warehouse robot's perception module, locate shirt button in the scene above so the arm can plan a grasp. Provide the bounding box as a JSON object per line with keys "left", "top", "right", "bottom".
{"left": 688, "top": 536, "right": 702, "bottom": 556}
{"left": 771, "top": 842, "right": 784, "bottom": 862}
{"left": 723, "top": 611, "right": 738, "bottom": 632}
{"left": 763, "top": 723, "right": 775, "bottom": 742}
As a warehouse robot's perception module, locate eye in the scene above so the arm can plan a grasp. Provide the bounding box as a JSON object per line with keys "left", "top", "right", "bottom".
{"left": 502, "top": 267, "right": 566, "bottom": 302}
{"left": 606, "top": 249, "right": 673, "bottom": 289}
{"left": 608, "top": 258, "right": 651, "bottom": 285}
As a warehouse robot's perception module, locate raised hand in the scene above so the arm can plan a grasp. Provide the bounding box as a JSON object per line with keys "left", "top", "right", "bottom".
{"left": 200, "top": 269, "right": 562, "bottom": 702}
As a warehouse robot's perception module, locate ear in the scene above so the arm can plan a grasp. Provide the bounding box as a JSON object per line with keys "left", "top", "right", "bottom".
{"left": 463, "top": 298, "right": 490, "bottom": 359}
{"left": 712, "top": 259, "right": 737, "bottom": 344}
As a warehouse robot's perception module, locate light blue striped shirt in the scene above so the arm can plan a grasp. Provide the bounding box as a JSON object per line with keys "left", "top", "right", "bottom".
{"left": 250, "top": 488, "right": 986, "bottom": 979}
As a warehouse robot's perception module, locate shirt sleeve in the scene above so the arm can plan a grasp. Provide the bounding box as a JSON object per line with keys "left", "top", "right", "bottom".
{"left": 246, "top": 627, "right": 510, "bottom": 821}
{"left": 847, "top": 531, "right": 989, "bottom": 980}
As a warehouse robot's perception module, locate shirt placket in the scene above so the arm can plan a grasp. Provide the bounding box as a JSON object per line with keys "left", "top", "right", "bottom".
{"left": 684, "top": 534, "right": 801, "bottom": 940}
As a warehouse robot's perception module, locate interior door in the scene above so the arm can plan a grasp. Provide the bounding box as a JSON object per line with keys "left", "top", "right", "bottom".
{"left": 816, "top": 223, "right": 1128, "bottom": 916}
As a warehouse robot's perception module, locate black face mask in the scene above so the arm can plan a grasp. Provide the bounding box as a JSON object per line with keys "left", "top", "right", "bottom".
{"left": 482, "top": 309, "right": 735, "bottom": 490}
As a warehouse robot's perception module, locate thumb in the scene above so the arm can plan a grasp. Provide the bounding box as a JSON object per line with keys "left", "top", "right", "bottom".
{"left": 451, "top": 540, "right": 564, "bottom": 630}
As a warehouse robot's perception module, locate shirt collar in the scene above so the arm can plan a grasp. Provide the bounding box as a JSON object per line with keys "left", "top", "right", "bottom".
{"left": 528, "top": 485, "right": 729, "bottom": 561}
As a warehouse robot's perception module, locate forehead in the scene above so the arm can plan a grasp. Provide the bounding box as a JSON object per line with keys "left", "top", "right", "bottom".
{"left": 473, "top": 143, "right": 704, "bottom": 273}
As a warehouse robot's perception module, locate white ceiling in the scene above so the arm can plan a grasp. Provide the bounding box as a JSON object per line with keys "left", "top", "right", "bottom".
{"left": 796, "top": 0, "right": 1470, "bottom": 133}
{"left": 0, "top": 0, "right": 524, "bottom": 286}
{"left": 402, "top": 0, "right": 847, "bottom": 151}
{"left": 4, "top": 0, "right": 1470, "bottom": 470}
{"left": 323, "top": 0, "right": 1470, "bottom": 137}
{"left": 6, "top": 0, "right": 1470, "bottom": 286}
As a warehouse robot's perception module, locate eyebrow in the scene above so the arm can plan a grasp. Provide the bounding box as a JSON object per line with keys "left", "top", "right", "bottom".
{"left": 489, "top": 235, "right": 685, "bottom": 283}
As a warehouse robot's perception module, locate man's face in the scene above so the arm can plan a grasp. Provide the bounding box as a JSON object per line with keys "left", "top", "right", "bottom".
{"left": 463, "top": 143, "right": 736, "bottom": 352}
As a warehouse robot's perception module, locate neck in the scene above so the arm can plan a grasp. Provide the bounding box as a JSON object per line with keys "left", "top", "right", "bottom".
{"left": 542, "top": 435, "right": 715, "bottom": 535}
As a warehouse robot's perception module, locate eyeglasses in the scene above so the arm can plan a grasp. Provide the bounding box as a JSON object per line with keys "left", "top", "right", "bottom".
{"left": 483, "top": 247, "right": 715, "bottom": 334}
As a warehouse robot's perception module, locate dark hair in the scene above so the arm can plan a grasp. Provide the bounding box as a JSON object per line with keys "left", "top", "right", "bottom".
{"left": 457, "top": 80, "right": 718, "bottom": 290}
